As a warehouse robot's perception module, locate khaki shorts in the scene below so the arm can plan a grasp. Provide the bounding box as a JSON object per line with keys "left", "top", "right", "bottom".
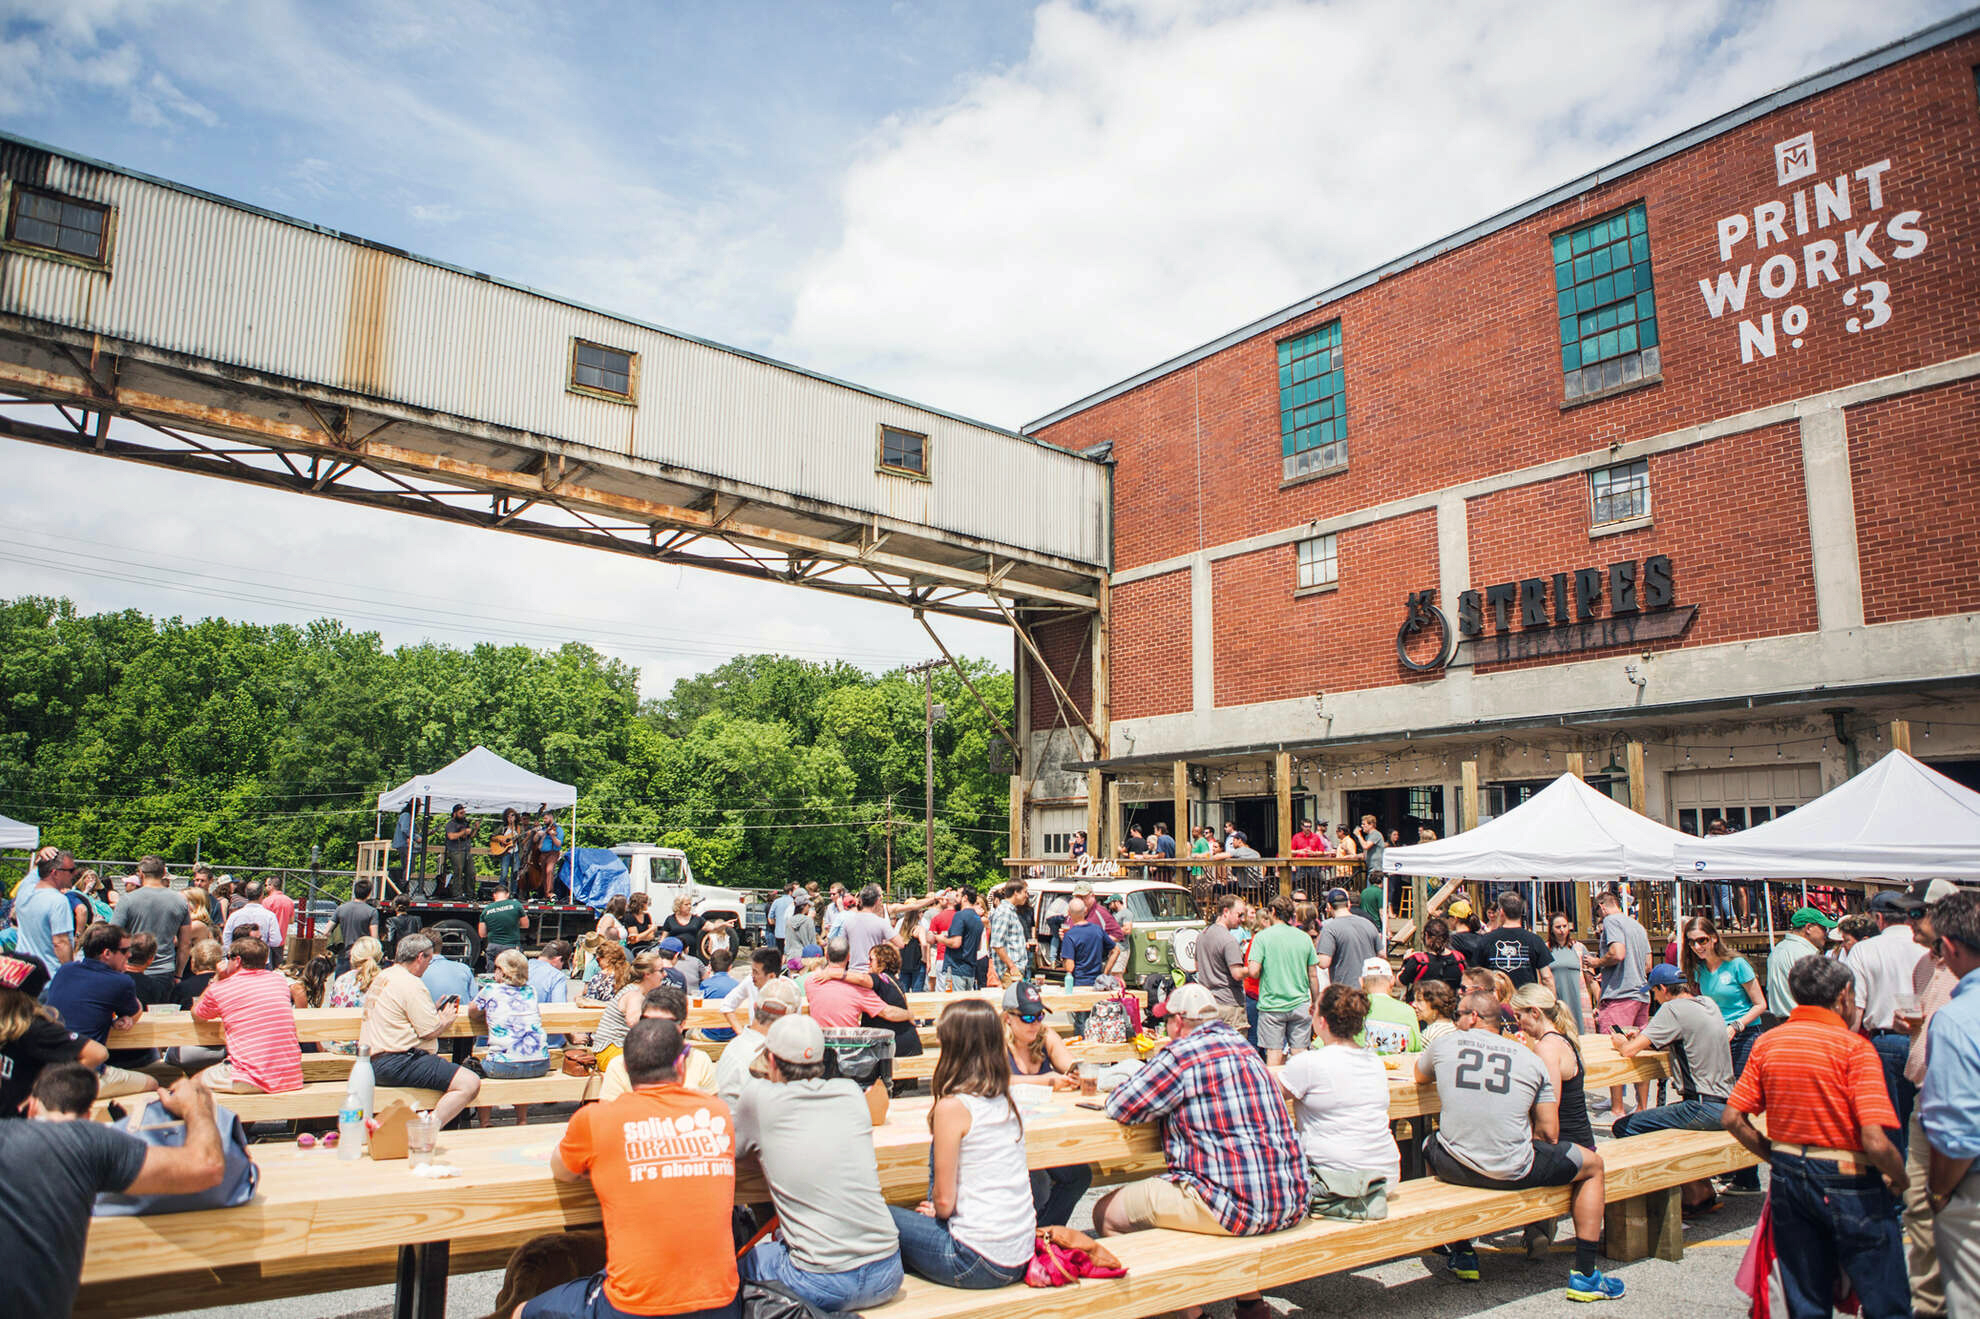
{"left": 1214, "top": 1003, "right": 1249, "bottom": 1032}
{"left": 1113, "top": 1177, "right": 1233, "bottom": 1236}
{"left": 196, "top": 1063, "right": 270, "bottom": 1093}
{"left": 96, "top": 1065, "right": 158, "bottom": 1099}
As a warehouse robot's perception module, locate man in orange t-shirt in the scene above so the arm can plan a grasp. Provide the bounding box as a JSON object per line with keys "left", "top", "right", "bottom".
{"left": 518, "top": 1018, "right": 740, "bottom": 1319}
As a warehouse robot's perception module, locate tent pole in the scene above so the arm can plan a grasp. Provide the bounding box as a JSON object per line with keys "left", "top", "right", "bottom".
{"left": 1763, "top": 878, "right": 1776, "bottom": 948}
{"left": 1673, "top": 876, "right": 1684, "bottom": 976}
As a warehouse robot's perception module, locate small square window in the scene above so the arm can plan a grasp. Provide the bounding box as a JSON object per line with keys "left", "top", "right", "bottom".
{"left": 879, "top": 424, "right": 928, "bottom": 478}
{"left": 1295, "top": 533, "right": 1338, "bottom": 591}
{"left": 569, "top": 339, "right": 636, "bottom": 402}
{"left": 1590, "top": 458, "right": 1650, "bottom": 525}
{"left": 5, "top": 186, "right": 112, "bottom": 267}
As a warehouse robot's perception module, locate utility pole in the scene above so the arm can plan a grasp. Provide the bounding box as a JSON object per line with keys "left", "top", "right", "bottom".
{"left": 883, "top": 792, "right": 895, "bottom": 893}
{"left": 905, "top": 658, "right": 946, "bottom": 891}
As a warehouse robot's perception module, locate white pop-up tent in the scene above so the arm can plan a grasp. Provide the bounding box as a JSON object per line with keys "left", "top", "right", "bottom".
{"left": 0, "top": 813, "right": 39, "bottom": 850}
{"left": 1383, "top": 771, "right": 1686, "bottom": 880}
{"left": 377, "top": 746, "right": 576, "bottom": 816}
{"left": 1676, "top": 749, "right": 1980, "bottom": 881}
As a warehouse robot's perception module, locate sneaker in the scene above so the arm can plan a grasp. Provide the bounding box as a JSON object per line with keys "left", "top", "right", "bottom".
{"left": 1448, "top": 1250, "right": 1481, "bottom": 1282}
{"left": 1681, "top": 1193, "right": 1724, "bottom": 1220}
{"left": 1523, "top": 1221, "right": 1555, "bottom": 1260}
{"left": 1567, "top": 1270, "right": 1626, "bottom": 1302}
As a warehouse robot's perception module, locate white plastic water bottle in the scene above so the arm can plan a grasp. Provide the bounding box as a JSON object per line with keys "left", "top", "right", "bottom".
{"left": 347, "top": 1045, "right": 376, "bottom": 1123}
{"left": 336, "top": 1103, "right": 364, "bottom": 1160}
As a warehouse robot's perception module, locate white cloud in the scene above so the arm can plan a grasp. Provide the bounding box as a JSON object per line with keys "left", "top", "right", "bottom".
{"left": 786, "top": 0, "right": 1968, "bottom": 425}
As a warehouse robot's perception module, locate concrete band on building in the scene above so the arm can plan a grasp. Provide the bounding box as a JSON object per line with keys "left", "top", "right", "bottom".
{"left": 1014, "top": 14, "right": 1980, "bottom": 857}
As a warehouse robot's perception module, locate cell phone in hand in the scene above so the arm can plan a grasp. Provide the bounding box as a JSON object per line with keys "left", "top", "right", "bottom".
{"left": 437, "top": 995, "right": 460, "bottom": 1010}
{"left": 1075, "top": 1100, "right": 1106, "bottom": 1111}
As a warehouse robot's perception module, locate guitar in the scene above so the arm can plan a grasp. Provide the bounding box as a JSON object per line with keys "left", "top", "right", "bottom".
{"left": 490, "top": 828, "right": 519, "bottom": 857}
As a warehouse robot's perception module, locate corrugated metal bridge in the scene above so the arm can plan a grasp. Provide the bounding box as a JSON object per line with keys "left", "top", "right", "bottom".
{"left": 0, "top": 134, "right": 1109, "bottom": 633}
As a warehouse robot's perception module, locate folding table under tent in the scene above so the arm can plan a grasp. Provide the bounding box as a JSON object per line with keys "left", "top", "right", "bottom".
{"left": 1674, "top": 749, "right": 1980, "bottom": 882}
{"left": 0, "top": 812, "right": 39, "bottom": 850}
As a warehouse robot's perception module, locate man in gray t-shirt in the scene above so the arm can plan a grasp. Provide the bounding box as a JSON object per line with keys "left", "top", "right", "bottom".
{"left": 1611, "top": 965, "right": 1734, "bottom": 1211}
{"left": 112, "top": 878, "right": 190, "bottom": 979}
{"left": 1417, "top": 993, "right": 1618, "bottom": 1296}
{"left": 733, "top": 1016, "right": 901, "bottom": 1310}
{"left": 1192, "top": 897, "right": 1251, "bottom": 1021}
{"left": 1315, "top": 892, "right": 1380, "bottom": 987}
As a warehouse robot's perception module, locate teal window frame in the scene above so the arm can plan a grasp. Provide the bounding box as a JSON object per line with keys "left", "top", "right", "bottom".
{"left": 1552, "top": 203, "right": 1660, "bottom": 400}
{"left": 1277, "top": 321, "right": 1346, "bottom": 479}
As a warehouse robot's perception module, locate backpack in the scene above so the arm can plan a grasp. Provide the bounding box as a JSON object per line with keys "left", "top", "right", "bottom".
{"left": 1087, "top": 997, "right": 1131, "bottom": 1044}
{"left": 94, "top": 1097, "right": 259, "bottom": 1216}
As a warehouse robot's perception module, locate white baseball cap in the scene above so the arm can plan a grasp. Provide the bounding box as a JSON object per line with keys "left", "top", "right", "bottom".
{"left": 764, "top": 1014, "right": 825, "bottom": 1066}
{"left": 1158, "top": 983, "right": 1220, "bottom": 1022}
{"left": 1361, "top": 956, "right": 1395, "bottom": 981}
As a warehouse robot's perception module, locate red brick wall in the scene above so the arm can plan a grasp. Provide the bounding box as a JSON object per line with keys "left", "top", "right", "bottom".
{"left": 1109, "top": 570, "right": 1191, "bottom": 720}
{"left": 1026, "top": 615, "right": 1093, "bottom": 733}
{"left": 1847, "top": 379, "right": 1980, "bottom": 625}
{"left": 1206, "top": 509, "right": 1438, "bottom": 705}
{"left": 1038, "top": 34, "right": 1980, "bottom": 616}
{"left": 1464, "top": 422, "right": 1817, "bottom": 673}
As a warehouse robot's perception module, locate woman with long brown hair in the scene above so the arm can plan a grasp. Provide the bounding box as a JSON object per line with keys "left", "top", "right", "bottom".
{"left": 580, "top": 940, "right": 631, "bottom": 1006}
{"left": 888, "top": 998, "right": 1035, "bottom": 1288}
{"left": 1683, "top": 914, "right": 1768, "bottom": 1076}
{"left": 1001, "top": 980, "right": 1090, "bottom": 1226}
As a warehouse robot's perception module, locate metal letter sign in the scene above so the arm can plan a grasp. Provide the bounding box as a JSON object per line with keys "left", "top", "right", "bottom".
{"left": 1399, "top": 556, "right": 1687, "bottom": 674}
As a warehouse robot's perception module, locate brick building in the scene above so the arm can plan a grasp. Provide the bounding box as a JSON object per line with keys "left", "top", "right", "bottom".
{"left": 1011, "top": 13, "right": 1980, "bottom": 862}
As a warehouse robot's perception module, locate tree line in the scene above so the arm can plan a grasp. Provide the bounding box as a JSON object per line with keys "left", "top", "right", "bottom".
{"left": 0, "top": 596, "right": 1015, "bottom": 893}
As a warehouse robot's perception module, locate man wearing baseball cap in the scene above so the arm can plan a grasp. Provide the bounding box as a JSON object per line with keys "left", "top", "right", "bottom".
{"left": 1612, "top": 964, "right": 1736, "bottom": 1212}
{"left": 734, "top": 1015, "right": 901, "bottom": 1311}
{"left": 1316, "top": 888, "right": 1379, "bottom": 990}
{"left": 1766, "top": 906, "right": 1837, "bottom": 1018}
{"left": 1097, "top": 982, "right": 1308, "bottom": 1319}
{"left": 717, "top": 976, "right": 800, "bottom": 1109}
{"left": 1357, "top": 957, "right": 1420, "bottom": 1055}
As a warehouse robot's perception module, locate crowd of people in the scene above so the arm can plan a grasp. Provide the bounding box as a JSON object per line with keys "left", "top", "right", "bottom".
{"left": 5, "top": 833, "right": 1980, "bottom": 1319}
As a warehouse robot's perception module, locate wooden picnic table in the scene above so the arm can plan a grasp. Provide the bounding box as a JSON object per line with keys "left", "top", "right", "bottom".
{"left": 112, "top": 986, "right": 1113, "bottom": 1048}
{"left": 79, "top": 1037, "right": 1669, "bottom": 1318}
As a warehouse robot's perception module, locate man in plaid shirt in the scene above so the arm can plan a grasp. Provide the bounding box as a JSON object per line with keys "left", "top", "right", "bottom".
{"left": 988, "top": 882, "right": 1031, "bottom": 984}
{"left": 1097, "top": 984, "right": 1308, "bottom": 1319}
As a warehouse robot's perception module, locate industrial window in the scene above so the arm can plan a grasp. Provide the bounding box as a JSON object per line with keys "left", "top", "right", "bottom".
{"left": 6, "top": 186, "right": 110, "bottom": 265}
{"left": 1295, "top": 533, "right": 1338, "bottom": 592}
{"left": 878, "top": 424, "right": 928, "bottom": 478}
{"left": 1589, "top": 458, "right": 1649, "bottom": 525}
{"left": 1553, "top": 202, "right": 1660, "bottom": 401}
{"left": 1042, "top": 831, "right": 1071, "bottom": 856}
{"left": 1277, "top": 321, "right": 1345, "bottom": 481}
{"left": 569, "top": 339, "right": 636, "bottom": 402}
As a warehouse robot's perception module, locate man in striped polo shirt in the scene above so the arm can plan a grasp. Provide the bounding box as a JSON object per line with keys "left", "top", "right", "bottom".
{"left": 191, "top": 934, "right": 303, "bottom": 1093}
{"left": 1724, "top": 955, "right": 1907, "bottom": 1319}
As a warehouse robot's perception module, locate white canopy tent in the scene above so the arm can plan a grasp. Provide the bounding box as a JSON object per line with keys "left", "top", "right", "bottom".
{"left": 0, "top": 812, "right": 39, "bottom": 850}
{"left": 376, "top": 746, "right": 576, "bottom": 816}
{"left": 1383, "top": 771, "right": 1686, "bottom": 880}
{"left": 1676, "top": 749, "right": 1980, "bottom": 881}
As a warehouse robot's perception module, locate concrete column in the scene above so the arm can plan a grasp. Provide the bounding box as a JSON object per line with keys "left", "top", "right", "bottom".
{"left": 1436, "top": 492, "right": 1474, "bottom": 710}
{"left": 1190, "top": 553, "right": 1214, "bottom": 712}
{"left": 1799, "top": 406, "right": 1865, "bottom": 631}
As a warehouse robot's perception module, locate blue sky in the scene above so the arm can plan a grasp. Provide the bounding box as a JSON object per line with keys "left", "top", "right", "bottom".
{"left": 0, "top": 0, "right": 1967, "bottom": 693}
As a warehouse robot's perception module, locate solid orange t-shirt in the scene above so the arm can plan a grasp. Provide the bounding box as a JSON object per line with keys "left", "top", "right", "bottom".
{"left": 559, "top": 1083, "right": 739, "bottom": 1314}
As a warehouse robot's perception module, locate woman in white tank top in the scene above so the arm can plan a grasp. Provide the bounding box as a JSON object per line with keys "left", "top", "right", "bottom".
{"left": 888, "top": 1000, "right": 1036, "bottom": 1287}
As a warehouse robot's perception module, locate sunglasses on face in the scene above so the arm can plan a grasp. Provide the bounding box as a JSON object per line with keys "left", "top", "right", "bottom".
{"left": 1688, "top": 936, "right": 1714, "bottom": 946}
{"left": 1013, "top": 1011, "right": 1045, "bottom": 1024}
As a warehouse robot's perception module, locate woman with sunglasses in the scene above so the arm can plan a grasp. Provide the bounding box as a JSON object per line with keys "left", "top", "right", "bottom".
{"left": 1002, "top": 980, "right": 1092, "bottom": 1226}
{"left": 1683, "top": 916, "right": 1768, "bottom": 1077}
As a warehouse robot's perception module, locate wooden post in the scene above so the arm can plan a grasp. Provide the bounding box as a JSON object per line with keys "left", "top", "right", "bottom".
{"left": 1626, "top": 741, "right": 1647, "bottom": 815}
{"left": 1008, "top": 774, "right": 1025, "bottom": 867}
{"left": 1173, "top": 760, "right": 1190, "bottom": 854}
{"left": 1574, "top": 879, "right": 1594, "bottom": 939}
{"left": 1106, "top": 779, "right": 1123, "bottom": 861}
{"left": 1459, "top": 760, "right": 1479, "bottom": 832}
{"left": 1888, "top": 719, "right": 1912, "bottom": 755}
{"left": 1275, "top": 751, "right": 1293, "bottom": 897}
{"left": 1566, "top": 751, "right": 1586, "bottom": 779}
{"left": 1085, "top": 768, "right": 1103, "bottom": 858}
{"left": 1411, "top": 874, "right": 1429, "bottom": 949}
{"left": 1605, "top": 1186, "right": 1684, "bottom": 1263}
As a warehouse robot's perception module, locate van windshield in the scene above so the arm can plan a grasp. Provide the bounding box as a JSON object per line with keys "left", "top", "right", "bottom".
{"left": 1125, "top": 889, "right": 1195, "bottom": 922}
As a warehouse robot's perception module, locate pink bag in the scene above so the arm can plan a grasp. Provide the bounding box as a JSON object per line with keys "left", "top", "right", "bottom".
{"left": 1024, "top": 1226, "right": 1127, "bottom": 1288}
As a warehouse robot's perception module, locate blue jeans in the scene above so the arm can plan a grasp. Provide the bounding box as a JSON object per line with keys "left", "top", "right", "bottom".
{"left": 499, "top": 851, "right": 521, "bottom": 884}
{"left": 743, "top": 1237, "right": 903, "bottom": 1310}
{"left": 887, "top": 1205, "right": 1028, "bottom": 1288}
{"left": 1768, "top": 1152, "right": 1909, "bottom": 1319}
{"left": 1610, "top": 1097, "right": 1725, "bottom": 1137}
{"left": 903, "top": 966, "right": 926, "bottom": 993}
{"left": 521, "top": 1272, "right": 740, "bottom": 1319}
{"left": 948, "top": 966, "right": 980, "bottom": 991}
{"left": 1869, "top": 1032, "right": 1915, "bottom": 1158}
{"left": 1712, "top": 883, "right": 1740, "bottom": 924}
{"left": 1032, "top": 1163, "right": 1093, "bottom": 1228}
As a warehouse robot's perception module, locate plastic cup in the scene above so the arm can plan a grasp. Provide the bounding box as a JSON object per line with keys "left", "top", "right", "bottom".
{"left": 408, "top": 1112, "right": 437, "bottom": 1167}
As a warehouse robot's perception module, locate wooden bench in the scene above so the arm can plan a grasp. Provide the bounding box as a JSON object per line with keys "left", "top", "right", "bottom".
{"left": 869, "top": 1127, "right": 1755, "bottom": 1319}
{"left": 93, "top": 1072, "right": 600, "bottom": 1122}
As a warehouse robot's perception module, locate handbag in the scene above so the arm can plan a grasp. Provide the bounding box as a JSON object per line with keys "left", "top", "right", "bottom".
{"left": 94, "top": 1095, "right": 259, "bottom": 1216}
{"left": 1025, "top": 1225, "right": 1126, "bottom": 1287}
{"left": 1307, "top": 1165, "right": 1388, "bottom": 1221}
{"left": 560, "top": 1046, "right": 598, "bottom": 1076}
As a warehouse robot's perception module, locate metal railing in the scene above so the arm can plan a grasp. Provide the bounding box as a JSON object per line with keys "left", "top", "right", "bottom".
{"left": 1005, "top": 855, "right": 1367, "bottom": 921}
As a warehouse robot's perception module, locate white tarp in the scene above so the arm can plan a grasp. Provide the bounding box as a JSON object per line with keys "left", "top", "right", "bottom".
{"left": 1676, "top": 750, "right": 1980, "bottom": 881}
{"left": 0, "top": 813, "right": 38, "bottom": 849}
{"left": 376, "top": 746, "right": 576, "bottom": 816}
{"left": 1383, "top": 771, "right": 1684, "bottom": 880}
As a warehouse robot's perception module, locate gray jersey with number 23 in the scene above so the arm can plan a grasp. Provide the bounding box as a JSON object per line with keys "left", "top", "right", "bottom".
{"left": 1422, "top": 1028, "right": 1554, "bottom": 1180}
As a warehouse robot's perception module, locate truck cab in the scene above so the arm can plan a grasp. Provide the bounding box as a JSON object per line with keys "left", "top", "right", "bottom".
{"left": 608, "top": 844, "right": 753, "bottom": 943}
